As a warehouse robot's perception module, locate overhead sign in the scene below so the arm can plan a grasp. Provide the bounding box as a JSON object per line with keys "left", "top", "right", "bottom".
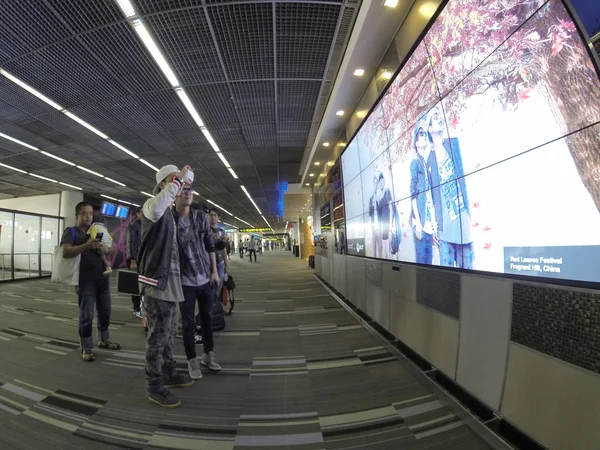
{"left": 239, "top": 227, "right": 271, "bottom": 233}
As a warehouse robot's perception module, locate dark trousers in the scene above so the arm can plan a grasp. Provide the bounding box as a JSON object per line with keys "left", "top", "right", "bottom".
{"left": 182, "top": 283, "right": 214, "bottom": 359}
{"left": 414, "top": 231, "right": 433, "bottom": 265}
{"left": 77, "top": 278, "right": 111, "bottom": 351}
{"left": 248, "top": 249, "right": 257, "bottom": 262}
{"left": 132, "top": 296, "right": 141, "bottom": 311}
{"left": 144, "top": 297, "right": 178, "bottom": 391}
{"left": 239, "top": 249, "right": 244, "bottom": 258}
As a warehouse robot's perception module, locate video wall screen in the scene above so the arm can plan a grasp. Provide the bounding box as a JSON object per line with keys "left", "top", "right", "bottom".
{"left": 341, "top": 0, "right": 600, "bottom": 284}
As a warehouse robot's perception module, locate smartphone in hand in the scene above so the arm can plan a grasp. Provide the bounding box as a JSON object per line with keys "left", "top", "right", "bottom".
{"left": 96, "top": 232, "right": 104, "bottom": 241}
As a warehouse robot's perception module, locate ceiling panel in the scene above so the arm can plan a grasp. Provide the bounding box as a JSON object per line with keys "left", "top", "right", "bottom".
{"left": 0, "top": 0, "right": 361, "bottom": 226}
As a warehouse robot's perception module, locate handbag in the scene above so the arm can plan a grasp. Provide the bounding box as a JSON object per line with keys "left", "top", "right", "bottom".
{"left": 51, "top": 227, "right": 80, "bottom": 285}
{"left": 225, "top": 275, "right": 236, "bottom": 291}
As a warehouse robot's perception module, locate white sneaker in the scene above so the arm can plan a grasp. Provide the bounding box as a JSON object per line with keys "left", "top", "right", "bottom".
{"left": 200, "top": 351, "right": 222, "bottom": 372}
{"left": 187, "top": 358, "right": 203, "bottom": 379}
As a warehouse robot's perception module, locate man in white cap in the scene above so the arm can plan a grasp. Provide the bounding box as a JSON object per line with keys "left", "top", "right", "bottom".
{"left": 137, "top": 164, "right": 194, "bottom": 408}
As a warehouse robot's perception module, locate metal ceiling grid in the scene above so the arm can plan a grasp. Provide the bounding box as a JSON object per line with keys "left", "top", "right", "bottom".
{"left": 185, "top": 84, "right": 238, "bottom": 128}
{"left": 100, "top": 96, "right": 170, "bottom": 136}
{"left": 15, "top": 118, "right": 77, "bottom": 146}
{"left": 0, "top": 122, "right": 58, "bottom": 150}
{"left": 3, "top": 57, "right": 93, "bottom": 109}
{"left": 136, "top": 0, "right": 204, "bottom": 15}
{"left": 231, "top": 81, "right": 275, "bottom": 124}
{"left": 68, "top": 104, "right": 138, "bottom": 142}
{"left": 36, "top": 39, "right": 130, "bottom": 102}
{"left": 80, "top": 23, "right": 170, "bottom": 94}
{"left": 0, "top": 100, "right": 30, "bottom": 124}
{"left": 209, "top": 3, "right": 274, "bottom": 81}
{"left": 247, "top": 146, "right": 277, "bottom": 166}
{"left": 34, "top": 111, "right": 108, "bottom": 143}
{"left": 0, "top": 1, "right": 71, "bottom": 52}
{"left": 0, "top": 77, "right": 56, "bottom": 118}
{"left": 279, "top": 146, "right": 305, "bottom": 164}
{"left": 44, "top": 0, "right": 123, "bottom": 34}
{"left": 276, "top": 3, "right": 340, "bottom": 79}
{"left": 137, "top": 90, "right": 197, "bottom": 131}
{"left": 277, "top": 80, "right": 321, "bottom": 123}
{"left": 242, "top": 123, "right": 277, "bottom": 149}
{"left": 146, "top": 9, "right": 225, "bottom": 86}
{"left": 278, "top": 121, "right": 311, "bottom": 148}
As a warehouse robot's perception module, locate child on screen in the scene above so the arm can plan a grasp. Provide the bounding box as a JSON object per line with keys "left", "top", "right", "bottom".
{"left": 89, "top": 214, "right": 113, "bottom": 276}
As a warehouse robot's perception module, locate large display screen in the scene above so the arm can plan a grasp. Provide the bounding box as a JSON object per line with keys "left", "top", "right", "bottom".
{"left": 341, "top": 0, "right": 600, "bottom": 284}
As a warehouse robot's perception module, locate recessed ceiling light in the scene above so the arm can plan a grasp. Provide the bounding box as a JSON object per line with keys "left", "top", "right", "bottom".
{"left": 353, "top": 68, "right": 365, "bottom": 76}
{"left": 356, "top": 110, "right": 367, "bottom": 119}
{"left": 382, "top": 70, "right": 393, "bottom": 80}
{"left": 419, "top": 2, "right": 437, "bottom": 16}
{"left": 314, "top": 162, "right": 321, "bottom": 166}
{"left": 309, "top": 173, "right": 315, "bottom": 177}
{"left": 327, "top": 161, "right": 334, "bottom": 166}
{"left": 323, "top": 142, "right": 330, "bottom": 147}
{"left": 305, "top": 183, "right": 310, "bottom": 186}
{"left": 384, "top": 0, "right": 399, "bottom": 7}
{"left": 336, "top": 110, "right": 344, "bottom": 116}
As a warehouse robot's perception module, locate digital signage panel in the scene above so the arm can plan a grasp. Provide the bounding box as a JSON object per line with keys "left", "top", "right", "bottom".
{"left": 340, "top": 0, "right": 600, "bottom": 284}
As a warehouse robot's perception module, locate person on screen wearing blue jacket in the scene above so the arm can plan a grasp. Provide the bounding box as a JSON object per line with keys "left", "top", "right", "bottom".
{"left": 410, "top": 120, "right": 438, "bottom": 265}
{"left": 426, "top": 105, "right": 474, "bottom": 269}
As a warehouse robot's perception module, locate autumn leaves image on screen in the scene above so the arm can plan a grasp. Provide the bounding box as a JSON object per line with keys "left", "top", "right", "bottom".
{"left": 341, "top": 0, "right": 600, "bottom": 283}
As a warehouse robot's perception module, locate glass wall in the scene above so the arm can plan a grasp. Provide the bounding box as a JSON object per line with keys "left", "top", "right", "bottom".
{"left": 0, "top": 208, "right": 62, "bottom": 281}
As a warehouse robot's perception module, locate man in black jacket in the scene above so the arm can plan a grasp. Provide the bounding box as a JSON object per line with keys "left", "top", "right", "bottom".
{"left": 126, "top": 208, "right": 142, "bottom": 317}
{"left": 138, "top": 164, "right": 194, "bottom": 408}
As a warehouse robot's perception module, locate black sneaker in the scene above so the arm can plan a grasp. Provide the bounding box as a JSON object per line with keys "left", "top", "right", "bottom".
{"left": 133, "top": 309, "right": 143, "bottom": 319}
{"left": 148, "top": 387, "right": 181, "bottom": 408}
{"left": 163, "top": 372, "right": 195, "bottom": 388}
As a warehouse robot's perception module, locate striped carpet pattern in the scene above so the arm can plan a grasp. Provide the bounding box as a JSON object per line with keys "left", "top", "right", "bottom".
{"left": 0, "top": 252, "right": 499, "bottom": 449}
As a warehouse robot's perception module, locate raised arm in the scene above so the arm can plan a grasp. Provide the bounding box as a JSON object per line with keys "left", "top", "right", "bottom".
{"left": 143, "top": 179, "right": 182, "bottom": 222}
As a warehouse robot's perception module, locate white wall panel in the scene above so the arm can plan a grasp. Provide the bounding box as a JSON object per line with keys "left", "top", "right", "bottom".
{"left": 388, "top": 264, "right": 458, "bottom": 377}
{"left": 315, "top": 255, "right": 323, "bottom": 279}
{"left": 457, "top": 275, "right": 512, "bottom": 410}
{"left": 366, "top": 282, "right": 390, "bottom": 329}
{"left": 502, "top": 344, "right": 600, "bottom": 450}
{"left": 332, "top": 254, "right": 347, "bottom": 298}
{"left": 346, "top": 256, "right": 366, "bottom": 311}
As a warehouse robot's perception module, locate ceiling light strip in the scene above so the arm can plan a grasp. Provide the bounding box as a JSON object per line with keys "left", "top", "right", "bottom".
{"left": 105, "top": 177, "right": 126, "bottom": 187}
{"left": 139, "top": 159, "right": 159, "bottom": 172}
{"left": 59, "top": 182, "right": 82, "bottom": 190}
{"left": 101, "top": 194, "right": 118, "bottom": 201}
{"left": 77, "top": 166, "right": 104, "bottom": 178}
{"left": 205, "top": 199, "right": 232, "bottom": 216}
{"left": 40, "top": 151, "right": 76, "bottom": 166}
{"left": 30, "top": 173, "right": 57, "bottom": 183}
{"left": 0, "top": 162, "right": 27, "bottom": 174}
{"left": 131, "top": 19, "right": 179, "bottom": 87}
{"left": 141, "top": 191, "right": 154, "bottom": 198}
{"left": 0, "top": 70, "right": 152, "bottom": 175}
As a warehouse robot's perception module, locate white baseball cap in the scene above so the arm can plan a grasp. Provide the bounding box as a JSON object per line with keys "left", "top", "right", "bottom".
{"left": 153, "top": 164, "right": 180, "bottom": 195}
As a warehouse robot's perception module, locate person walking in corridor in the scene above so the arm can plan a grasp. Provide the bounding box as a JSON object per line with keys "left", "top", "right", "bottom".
{"left": 174, "top": 186, "right": 221, "bottom": 379}
{"left": 61, "top": 202, "right": 120, "bottom": 362}
{"left": 138, "top": 164, "right": 195, "bottom": 408}
{"left": 247, "top": 237, "right": 257, "bottom": 262}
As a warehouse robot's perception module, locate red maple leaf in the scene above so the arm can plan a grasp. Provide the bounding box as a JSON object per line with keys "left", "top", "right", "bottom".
{"left": 450, "top": 115, "right": 459, "bottom": 128}
{"left": 518, "top": 88, "right": 531, "bottom": 101}
{"left": 483, "top": 226, "right": 492, "bottom": 231}
{"left": 473, "top": 201, "right": 480, "bottom": 208}
{"left": 472, "top": 222, "right": 479, "bottom": 227}
{"left": 484, "top": 242, "right": 492, "bottom": 250}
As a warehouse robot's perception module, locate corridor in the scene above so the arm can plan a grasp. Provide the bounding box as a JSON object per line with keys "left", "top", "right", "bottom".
{"left": 0, "top": 252, "right": 500, "bottom": 449}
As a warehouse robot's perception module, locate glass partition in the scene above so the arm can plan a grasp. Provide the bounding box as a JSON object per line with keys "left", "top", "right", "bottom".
{"left": 0, "top": 208, "right": 62, "bottom": 282}
{"left": 41, "top": 217, "right": 59, "bottom": 275}
{"left": 0, "top": 211, "right": 14, "bottom": 280}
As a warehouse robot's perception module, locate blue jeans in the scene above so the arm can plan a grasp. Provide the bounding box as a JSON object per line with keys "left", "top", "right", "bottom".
{"left": 76, "top": 278, "right": 111, "bottom": 351}
{"left": 181, "top": 282, "right": 214, "bottom": 359}
{"left": 440, "top": 241, "right": 474, "bottom": 269}
{"left": 414, "top": 230, "right": 433, "bottom": 265}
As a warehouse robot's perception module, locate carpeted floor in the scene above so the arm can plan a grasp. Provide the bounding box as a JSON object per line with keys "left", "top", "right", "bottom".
{"left": 0, "top": 251, "right": 504, "bottom": 449}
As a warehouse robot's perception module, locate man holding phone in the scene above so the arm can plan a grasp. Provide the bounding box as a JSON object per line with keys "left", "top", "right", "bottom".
{"left": 61, "top": 202, "right": 120, "bottom": 362}
{"left": 138, "top": 164, "right": 195, "bottom": 408}
{"left": 174, "top": 182, "right": 221, "bottom": 380}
